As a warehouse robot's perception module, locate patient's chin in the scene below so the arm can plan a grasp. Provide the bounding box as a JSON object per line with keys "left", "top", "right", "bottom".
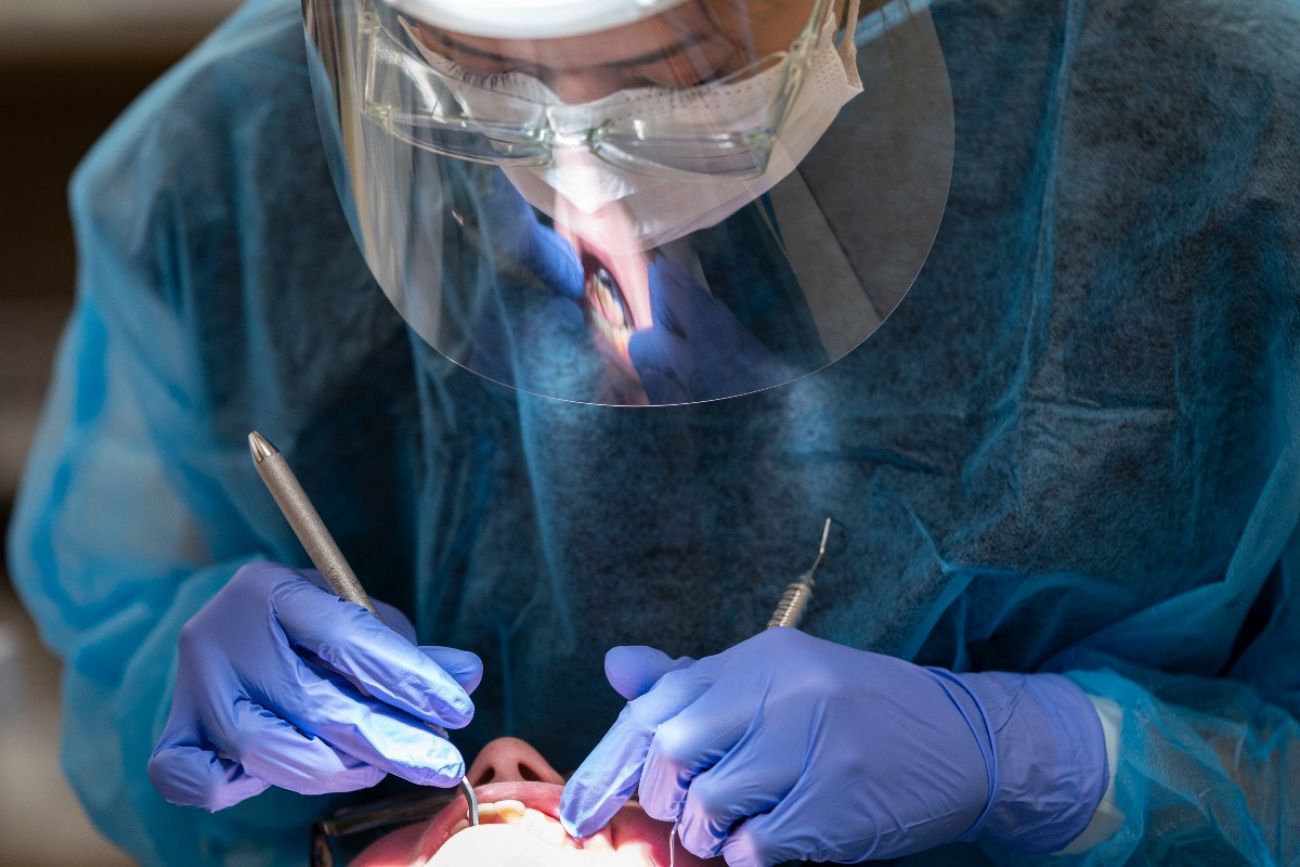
{"left": 353, "top": 738, "right": 719, "bottom": 867}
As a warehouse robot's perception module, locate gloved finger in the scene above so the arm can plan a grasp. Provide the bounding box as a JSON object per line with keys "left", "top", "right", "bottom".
{"left": 560, "top": 665, "right": 713, "bottom": 838}
{"left": 720, "top": 800, "right": 805, "bottom": 867}
{"left": 419, "top": 646, "right": 485, "bottom": 694}
{"left": 372, "top": 598, "right": 417, "bottom": 644}
{"left": 481, "top": 170, "right": 583, "bottom": 298}
{"left": 207, "top": 699, "right": 387, "bottom": 796}
{"left": 273, "top": 663, "right": 468, "bottom": 787}
{"left": 628, "top": 328, "right": 691, "bottom": 394}
{"left": 525, "top": 224, "right": 584, "bottom": 300}
{"left": 634, "top": 362, "right": 690, "bottom": 405}
{"left": 673, "top": 725, "right": 805, "bottom": 860}
{"left": 634, "top": 670, "right": 795, "bottom": 831}
{"left": 148, "top": 741, "right": 270, "bottom": 811}
{"left": 604, "top": 645, "right": 695, "bottom": 701}
{"left": 269, "top": 577, "right": 475, "bottom": 727}
{"left": 646, "top": 256, "right": 698, "bottom": 337}
{"left": 297, "top": 568, "right": 417, "bottom": 646}
{"left": 637, "top": 687, "right": 733, "bottom": 823}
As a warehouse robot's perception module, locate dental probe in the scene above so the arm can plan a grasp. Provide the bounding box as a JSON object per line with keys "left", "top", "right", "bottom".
{"left": 248, "top": 431, "right": 479, "bottom": 826}
{"left": 766, "top": 517, "right": 833, "bottom": 629}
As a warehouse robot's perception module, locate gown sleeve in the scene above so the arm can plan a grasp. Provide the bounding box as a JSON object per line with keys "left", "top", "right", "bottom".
{"left": 5, "top": 1, "right": 346, "bottom": 862}
{"left": 1044, "top": 385, "right": 1300, "bottom": 863}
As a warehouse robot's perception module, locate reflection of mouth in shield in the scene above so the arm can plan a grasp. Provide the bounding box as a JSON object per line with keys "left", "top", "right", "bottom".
{"left": 551, "top": 193, "right": 655, "bottom": 399}
{"left": 581, "top": 253, "right": 633, "bottom": 356}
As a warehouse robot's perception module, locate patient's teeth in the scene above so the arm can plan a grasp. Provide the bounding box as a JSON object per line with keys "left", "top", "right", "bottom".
{"left": 498, "top": 801, "right": 527, "bottom": 824}
{"left": 520, "top": 808, "right": 567, "bottom": 847}
{"left": 448, "top": 798, "right": 644, "bottom": 862}
{"left": 477, "top": 799, "right": 527, "bottom": 824}
{"left": 576, "top": 831, "right": 614, "bottom": 852}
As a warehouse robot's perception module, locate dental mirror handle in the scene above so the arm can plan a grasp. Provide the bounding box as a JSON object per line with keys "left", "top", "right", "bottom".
{"left": 248, "top": 431, "right": 478, "bottom": 825}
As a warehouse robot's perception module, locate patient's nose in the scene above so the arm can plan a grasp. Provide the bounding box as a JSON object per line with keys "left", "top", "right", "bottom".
{"left": 467, "top": 737, "right": 565, "bottom": 786}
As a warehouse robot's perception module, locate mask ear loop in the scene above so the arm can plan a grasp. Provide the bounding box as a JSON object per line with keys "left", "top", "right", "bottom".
{"left": 836, "top": 0, "right": 863, "bottom": 88}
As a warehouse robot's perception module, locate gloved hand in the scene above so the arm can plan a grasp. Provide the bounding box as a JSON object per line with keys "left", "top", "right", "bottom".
{"left": 148, "top": 562, "right": 483, "bottom": 811}
{"left": 561, "top": 629, "right": 1108, "bottom": 866}
{"left": 476, "top": 167, "right": 584, "bottom": 302}
{"left": 628, "top": 257, "right": 792, "bottom": 404}
{"left": 462, "top": 168, "right": 588, "bottom": 389}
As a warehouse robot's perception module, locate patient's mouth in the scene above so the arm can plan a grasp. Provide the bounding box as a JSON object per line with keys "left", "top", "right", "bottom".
{"left": 351, "top": 738, "right": 720, "bottom": 867}
{"left": 553, "top": 197, "right": 653, "bottom": 364}
{"left": 581, "top": 251, "right": 635, "bottom": 357}
{"left": 415, "top": 781, "right": 568, "bottom": 856}
{"left": 442, "top": 797, "right": 617, "bottom": 853}
{"left": 417, "top": 781, "right": 652, "bottom": 866}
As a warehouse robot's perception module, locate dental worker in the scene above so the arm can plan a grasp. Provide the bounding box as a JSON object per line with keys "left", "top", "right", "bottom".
{"left": 7, "top": 0, "right": 1299, "bottom": 864}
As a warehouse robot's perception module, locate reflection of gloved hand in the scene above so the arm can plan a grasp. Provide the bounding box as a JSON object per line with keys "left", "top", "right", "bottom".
{"left": 148, "top": 563, "right": 482, "bottom": 811}
{"left": 561, "top": 629, "right": 1108, "bottom": 866}
{"left": 477, "top": 168, "right": 584, "bottom": 302}
{"left": 627, "top": 257, "right": 792, "bottom": 404}
{"left": 464, "top": 169, "right": 589, "bottom": 390}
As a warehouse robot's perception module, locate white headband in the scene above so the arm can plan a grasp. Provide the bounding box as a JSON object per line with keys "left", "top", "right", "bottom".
{"left": 382, "top": 0, "right": 691, "bottom": 39}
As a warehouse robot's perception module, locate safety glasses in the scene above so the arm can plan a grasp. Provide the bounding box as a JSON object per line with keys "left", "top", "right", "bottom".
{"left": 359, "top": 0, "right": 836, "bottom": 178}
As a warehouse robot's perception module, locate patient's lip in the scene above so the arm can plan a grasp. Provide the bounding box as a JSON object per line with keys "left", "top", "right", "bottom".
{"left": 414, "top": 781, "right": 565, "bottom": 856}
{"left": 353, "top": 738, "right": 720, "bottom": 865}
{"left": 410, "top": 781, "right": 717, "bottom": 866}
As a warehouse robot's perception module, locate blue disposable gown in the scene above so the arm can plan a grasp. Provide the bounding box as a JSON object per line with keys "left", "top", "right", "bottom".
{"left": 8, "top": 0, "right": 1300, "bottom": 863}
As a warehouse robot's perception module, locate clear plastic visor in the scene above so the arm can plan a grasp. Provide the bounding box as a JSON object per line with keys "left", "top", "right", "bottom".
{"left": 304, "top": 0, "right": 954, "bottom": 405}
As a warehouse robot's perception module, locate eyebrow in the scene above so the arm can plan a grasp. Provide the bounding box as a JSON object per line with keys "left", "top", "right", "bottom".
{"left": 425, "top": 28, "right": 712, "bottom": 73}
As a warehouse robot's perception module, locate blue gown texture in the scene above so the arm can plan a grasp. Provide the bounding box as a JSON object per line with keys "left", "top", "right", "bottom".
{"left": 8, "top": 0, "right": 1299, "bottom": 863}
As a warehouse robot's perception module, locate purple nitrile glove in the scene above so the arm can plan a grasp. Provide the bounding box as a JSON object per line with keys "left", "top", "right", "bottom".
{"left": 561, "top": 629, "right": 1108, "bottom": 866}
{"left": 628, "top": 257, "right": 792, "bottom": 404}
{"left": 148, "top": 562, "right": 482, "bottom": 811}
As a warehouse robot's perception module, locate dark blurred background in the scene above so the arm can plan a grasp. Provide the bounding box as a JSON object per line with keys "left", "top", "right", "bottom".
{"left": 1, "top": 3, "right": 239, "bottom": 863}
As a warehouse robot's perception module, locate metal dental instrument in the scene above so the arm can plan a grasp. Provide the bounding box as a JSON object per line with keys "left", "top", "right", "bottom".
{"left": 667, "top": 518, "right": 836, "bottom": 857}
{"left": 767, "top": 517, "right": 833, "bottom": 629}
{"left": 248, "top": 431, "right": 375, "bottom": 614}
{"left": 248, "top": 430, "right": 479, "bottom": 827}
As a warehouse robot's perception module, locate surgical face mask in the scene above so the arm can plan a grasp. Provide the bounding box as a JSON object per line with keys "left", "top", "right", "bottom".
{"left": 404, "top": 6, "right": 864, "bottom": 253}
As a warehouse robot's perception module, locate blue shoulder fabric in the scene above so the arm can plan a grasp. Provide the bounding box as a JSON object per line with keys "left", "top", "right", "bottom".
{"left": 6, "top": 0, "right": 380, "bottom": 861}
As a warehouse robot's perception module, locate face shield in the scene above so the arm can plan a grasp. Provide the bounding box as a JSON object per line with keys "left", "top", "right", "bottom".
{"left": 303, "top": 0, "right": 952, "bottom": 405}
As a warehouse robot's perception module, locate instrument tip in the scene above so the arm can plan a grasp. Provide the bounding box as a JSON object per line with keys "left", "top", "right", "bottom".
{"left": 461, "top": 778, "right": 480, "bottom": 826}
{"left": 248, "top": 431, "right": 278, "bottom": 464}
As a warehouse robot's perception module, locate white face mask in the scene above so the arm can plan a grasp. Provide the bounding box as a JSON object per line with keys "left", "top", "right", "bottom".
{"left": 404, "top": 4, "right": 863, "bottom": 252}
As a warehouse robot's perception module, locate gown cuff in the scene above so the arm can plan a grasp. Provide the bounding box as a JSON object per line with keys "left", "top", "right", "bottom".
{"left": 1057, "top": 695, "right": 1124, "bottom": 854}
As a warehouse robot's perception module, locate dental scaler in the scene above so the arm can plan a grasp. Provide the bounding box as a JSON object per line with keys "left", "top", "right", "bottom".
{"left": 669, "top": 517, "right": 836, "bottom": 866}
{"left": 248, "top": 431, "right": 479, "bottom": 826}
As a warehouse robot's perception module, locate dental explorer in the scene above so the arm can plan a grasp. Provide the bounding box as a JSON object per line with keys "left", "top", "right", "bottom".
{"left": 669, "top": 517, "right": 836, "bottom": 866}
{"left": 248, "top": 430, "right": 479, "bottom": 826}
